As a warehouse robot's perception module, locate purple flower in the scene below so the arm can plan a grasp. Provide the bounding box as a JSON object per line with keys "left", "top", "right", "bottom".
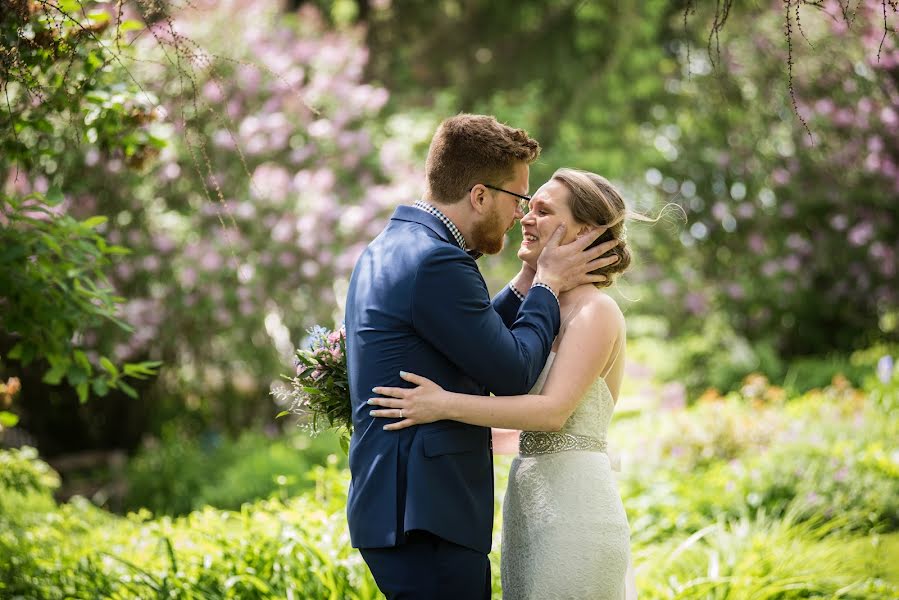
{"left": 877, "top": 355, "right": 894, "bottom": 384}
{"left": 848, "top": 222, "right": 874, "bottom": 246}
{"left": 684, "top": 292, "right": 708, "bottom": 316}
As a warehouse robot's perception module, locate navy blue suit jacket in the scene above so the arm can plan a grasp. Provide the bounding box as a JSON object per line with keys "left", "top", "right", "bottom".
{"left": 344, "top": 205, "right": 560, "bottom": 554}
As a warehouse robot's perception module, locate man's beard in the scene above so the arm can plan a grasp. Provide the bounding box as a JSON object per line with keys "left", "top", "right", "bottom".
{"left": 470, "top": 206, "right": 508, "bottom": 255}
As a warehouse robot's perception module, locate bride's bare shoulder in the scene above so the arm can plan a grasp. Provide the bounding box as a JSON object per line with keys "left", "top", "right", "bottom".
{"left": 571, "top": 288, "right": 625, "bottom": 329}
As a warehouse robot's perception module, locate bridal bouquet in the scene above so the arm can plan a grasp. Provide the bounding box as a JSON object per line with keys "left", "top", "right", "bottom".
{"left": 276, "top": 325, "right": 352, "bottom": 450}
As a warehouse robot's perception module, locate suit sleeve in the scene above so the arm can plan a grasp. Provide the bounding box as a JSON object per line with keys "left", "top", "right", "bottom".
{"left": 491, "top": 285, "right": 522, "bottom": 329}
{"left": 411, "top": 246, "right": 560, "bottom": 395}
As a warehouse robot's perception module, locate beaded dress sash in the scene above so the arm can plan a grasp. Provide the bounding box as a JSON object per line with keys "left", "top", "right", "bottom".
{"left": 518, "top": 430, "right": 608, "bottom": 457}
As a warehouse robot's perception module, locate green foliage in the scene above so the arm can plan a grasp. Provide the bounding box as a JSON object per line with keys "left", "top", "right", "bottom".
{"left": 0, "top": 445, "right": 60, "bottom": 496}
{"left": 0, "top": 465, "right": 379, "bottom": 599}
{"left": 644, "top": 313, "right": 784, "bottom": 396}
{"left": 632, "top": 3, "right": 899, "bottom": 359}
{"left": 1, "top": 2, "right": 160, "bottom": 174}
{"left": 0, "top": 446, "right": 59, "bottom": 523}
{"left": 1, "top": 2, "right": 161, "bottom": 403}
{"left": 615, "top": 378, "right": 899, "bottom": 545}
{"left": 2, "top": 377, "right": 898, "bottom": 598}
{"left": 631, "top": 318, "right": 897, "bottom": 396}
{"left": 123, "top": 427, "right": 345, "bottom": 516}
{"left": 5, "top": 1, "right": 427, "bottom": 452}
{"left": 636, "top": 517, "right": 899, "bottom": 599}
{"left": 1, "top": 193, "right": 160, "bottom": 402}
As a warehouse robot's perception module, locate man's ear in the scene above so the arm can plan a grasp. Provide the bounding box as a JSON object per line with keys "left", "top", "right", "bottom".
{"left": 469, "top": 184, "right": 488, "bottom": 215}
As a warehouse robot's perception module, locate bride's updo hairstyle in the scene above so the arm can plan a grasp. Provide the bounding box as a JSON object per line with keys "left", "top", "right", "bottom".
{"left": 552, "top": 168, "right": 653, "bottom": 288}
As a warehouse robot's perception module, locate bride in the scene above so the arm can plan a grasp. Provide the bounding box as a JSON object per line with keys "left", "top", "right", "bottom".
{"left": 368, "top": 168, "right": 645, "bottom": 599}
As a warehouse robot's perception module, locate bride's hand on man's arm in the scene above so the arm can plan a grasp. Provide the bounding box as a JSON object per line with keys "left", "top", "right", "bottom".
{"left": 368, "top": 371, "right": 449, "bottom": 430}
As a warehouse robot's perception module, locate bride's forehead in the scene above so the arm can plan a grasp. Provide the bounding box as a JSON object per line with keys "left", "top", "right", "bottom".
{"left": 534, "top": 180, "right": 569, "bottom": 204}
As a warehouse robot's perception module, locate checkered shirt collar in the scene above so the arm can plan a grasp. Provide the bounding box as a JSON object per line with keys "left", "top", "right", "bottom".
{"left": 414, "top": 200, "right": 468, "bottom": 251}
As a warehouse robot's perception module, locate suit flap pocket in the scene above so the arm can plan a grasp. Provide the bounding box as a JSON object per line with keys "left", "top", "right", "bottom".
{"left": 422, "top": 429, "right": 482, "bottom": 457}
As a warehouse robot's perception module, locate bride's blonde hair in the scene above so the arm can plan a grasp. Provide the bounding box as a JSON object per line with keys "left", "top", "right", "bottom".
{"left": 551, "top": 168, "right": 659, "bottom": 288}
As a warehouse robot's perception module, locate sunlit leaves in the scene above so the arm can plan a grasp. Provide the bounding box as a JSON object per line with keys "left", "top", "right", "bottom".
{"left": 1, "top": 191, "right": 159, "bottom": 401}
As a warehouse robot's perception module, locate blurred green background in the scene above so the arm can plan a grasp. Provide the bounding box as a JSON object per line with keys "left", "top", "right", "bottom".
{"left": 1, "top": 0, "right": 898, "bottom": 597}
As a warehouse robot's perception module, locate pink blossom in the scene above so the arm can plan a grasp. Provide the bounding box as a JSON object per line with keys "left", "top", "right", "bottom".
{"left": 783, "top": 255, "right": 801, "bottom": 273}
{"left": 659, "top": 280, "right": 677, "bottom": 297}
{"left": 834, "top": 109, "right": 854, "bottom": 126}
{"left": 202, "top": 80, "right": 224, "bottom": 103}
{"left": 684, "top": 292, "right": 708, "bottom": 315}
{"left": 200, "top": 252, "right": 223, "bottom": 271}
{"left": 726, "top": 284, "right": 745, "bottom": 299}
{"left": 814, "top": 99, "right": 835, "bottom": 115}
{"left": 772, "top": 169, "right": 790, "bottom": 186}
{"left": 180, "top": 267, "right": 198, "bottom": 287}
{"left": 848, "top": 222, "right": 874, "bottom": 246}
{"left": 736, "top": 203, "right": 755, "bottom": 219}
{"left": 748, "top": 233, "right": 766, "bottom": 253}
{"left": 830, "top": 215, "right": 848, "bottom": 231}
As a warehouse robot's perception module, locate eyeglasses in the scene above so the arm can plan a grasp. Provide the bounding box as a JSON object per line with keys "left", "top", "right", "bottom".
{"left": 474, "top": 184, "right": 532, "bottom": 213}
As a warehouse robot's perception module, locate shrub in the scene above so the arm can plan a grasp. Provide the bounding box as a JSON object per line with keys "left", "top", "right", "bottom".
{"left": 635, "top": 515, "right": 899, "bottom": 599}
{"left": 0, "top": 464, "right": 379, "bottom": 599}
{"left": 615, "top": 379, "right": 899, "bottom": 543}
{"left": 123, "top": 427, "right": 344, "bottom": 516}
{"left": 0, "top": 446, "right": 59, "bottom": 520}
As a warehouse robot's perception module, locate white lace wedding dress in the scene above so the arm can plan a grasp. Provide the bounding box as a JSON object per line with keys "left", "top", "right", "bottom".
{"left": 501, "top": 352, "right": 634, "bottom": 599}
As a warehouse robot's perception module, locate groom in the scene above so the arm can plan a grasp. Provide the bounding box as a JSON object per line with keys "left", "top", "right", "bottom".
{"left": 344, "top": 114, "right": 614, "bottom": 599}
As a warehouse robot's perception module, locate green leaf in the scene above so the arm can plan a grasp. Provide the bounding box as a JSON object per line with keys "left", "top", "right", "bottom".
{"left": 76, "top": 381, "right": 89, "bottom": 403}
{"left": 118, "top": 380, "right": 138, "bottom": 399}
{"left": 276, "top": 410, "right": 291, "bottom": 419}
{"left": 7, "top": 344, "right": 24, "bottom": 360}
{"left": 82, "top": 216, "right": 108, "bottom": 229}
{"left": 0, "top": 412, "right": 19, "bottom": 428}
{"left": 100, "top": 356, "right": 119, "bottom": 378}
{"left": 41, "top": 233, "right": 63, "bottom": 254}
{"left": 118, "top": 19, "right": 145, "bottom": 33}
{"left": 122, "top": 361, "right": 162, "bottom": 379}
{"left": 86, "top": 52, "right": 104, "bottom": 72}
{"left": 73, "top": 350, "right": 92, "bottom": 375}
{"left": 42, "top": 363, "right": 68, "bottom": 385}
{"left": 66, "top": 368, "right": 88, "bottom": 386}
{"left": 92, "top": 377, "right": 109, "bottom": 397}
{"left": 46, "top": 187, "right": 64, "bottom": 206}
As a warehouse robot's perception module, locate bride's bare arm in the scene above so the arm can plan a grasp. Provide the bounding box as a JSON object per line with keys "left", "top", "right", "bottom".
{"left": 369, "top": 294, "right": 625, "bottom": 431}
